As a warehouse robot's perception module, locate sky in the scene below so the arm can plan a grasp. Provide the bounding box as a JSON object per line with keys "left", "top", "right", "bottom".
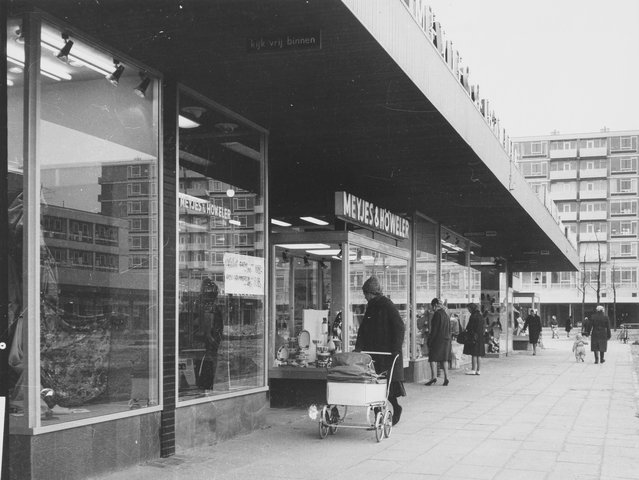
{"left": 426, "top": 0, "right": 639, "bottom": 138}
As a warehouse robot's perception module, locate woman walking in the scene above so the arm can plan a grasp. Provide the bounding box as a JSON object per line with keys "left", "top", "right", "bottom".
{"left": 523, "top": 308, "right": 542, "bottom": 355}
{"left": 463, "top": 303, "right": 485, "bottom": 375}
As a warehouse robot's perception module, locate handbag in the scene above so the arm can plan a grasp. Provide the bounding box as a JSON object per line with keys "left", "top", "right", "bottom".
{"left": 456, "top": 330, "right": 469, "bottom": 345}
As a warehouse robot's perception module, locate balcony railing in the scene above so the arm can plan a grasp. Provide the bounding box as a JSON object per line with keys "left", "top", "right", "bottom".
{"left": 549, "top": 170, "right": 578, "bottom": 180}
{"left": 550, "top": 148, "right": 578, "bottom": 159}
{"left": 579, "top": 168, "right": 608, "bottom": 179}
{"left": 579, "top": 210, "right": 607, "bottom": 221}
{"left": 579, "top": 146, "right": 608, "bottom": 158}
{"left": 579, "top": 190, "right": 607, "bottom": 200}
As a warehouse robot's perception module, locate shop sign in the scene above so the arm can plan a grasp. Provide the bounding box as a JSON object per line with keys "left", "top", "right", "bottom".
{"left": 247, "top": 30, "right": 321, "bottom": 53}
{"left": 179, "top": 193, "right": 231, "bottom": 220}
{"left": 224, "top": 253, "right": 264, "bottom": 296}
{"left": 335, "top": 191, "right": 410, "bottom": 239}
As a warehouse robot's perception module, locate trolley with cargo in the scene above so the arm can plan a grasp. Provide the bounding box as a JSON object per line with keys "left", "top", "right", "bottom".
{"left": 310, "top": 351, "right": 398, "bottom": 442}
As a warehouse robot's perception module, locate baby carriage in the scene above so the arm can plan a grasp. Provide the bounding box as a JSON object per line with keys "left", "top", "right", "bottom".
{"left": 310, "top": 351, "right": 398, "bottom": 442}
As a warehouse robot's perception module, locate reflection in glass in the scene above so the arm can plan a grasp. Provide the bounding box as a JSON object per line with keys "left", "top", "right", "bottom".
{"left": 348, "top": 246, "right": 409, "bottom": 361}
{"left": 414, "top": 217, "right": 438, "bottom": 359}
{"left": 33, "top": 21, "right": 160, "bottom": 424}
{"left": 178, "top": 91, "right": 265, "bottom": 400}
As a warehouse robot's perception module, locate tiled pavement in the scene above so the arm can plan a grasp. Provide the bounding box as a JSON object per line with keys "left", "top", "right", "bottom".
{"left": 94, "top": 332, "right": 639, "bottom": 480}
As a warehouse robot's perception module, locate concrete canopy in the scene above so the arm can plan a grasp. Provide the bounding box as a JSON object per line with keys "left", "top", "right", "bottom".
{"left": 10, "top": 0, "right": 579, "bottom": 272}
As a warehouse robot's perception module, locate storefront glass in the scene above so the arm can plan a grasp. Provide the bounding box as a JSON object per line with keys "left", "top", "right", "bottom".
{"left": 177, "top": 90, "right": 266, "bottom": 400}
{"left": 440, "top": 229, "right": 470, "bottom": 315}
{"left": 414, "top": 216, "right": 438, "bottom": 359}
{"left": 348, "top": 244, "right": 409, "bottom": 362}
{"left": 8, "top": 18, "right": 161, "bottom": 426}
{"left": 273, "top": 245, "right": 335, "bottom": 367}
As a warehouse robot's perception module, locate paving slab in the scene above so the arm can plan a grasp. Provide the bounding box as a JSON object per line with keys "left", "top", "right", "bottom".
{"left": 91, "top": 335, "right": 639, "bottom": 480}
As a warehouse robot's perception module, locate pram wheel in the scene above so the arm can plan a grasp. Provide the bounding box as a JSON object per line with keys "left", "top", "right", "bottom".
{"left": 319, "top": 405, "right": 331, "bottom": 439}
{"left": 328, "top": 406, "right": 339, "bottom": 434}
{"left": 374, "top": 411, "right": 384, "bottom": 442}
{"left": 383, "top": 409, "right": 392, "bottom": 438}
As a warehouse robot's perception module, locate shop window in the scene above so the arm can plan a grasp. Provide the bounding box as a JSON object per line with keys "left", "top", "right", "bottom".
{"left": 6, "top": 18, "right": 161, "bottom": 428}
{"left": 177, "top": 88, "right": 266, "bottom": 401}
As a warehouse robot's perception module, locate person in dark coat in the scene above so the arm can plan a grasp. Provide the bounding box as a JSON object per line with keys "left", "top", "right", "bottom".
{"left": 425, "top": 298, "right": 451, "bottom": 386}
{"left": 565, "top": 315, "right": 573, "bottom": 338}
{"left": 584, "top": 305, "right": 611, "bottom": 364}
{"left": 196, "top": 278, "right": 224, "bottom": 390}
{"left": 523, "top": 308, "right": 542, "bottom": 355}
{"left": 355, "top": 276, "right": 406, "bottom": 425}
{"left": 463, "top": 303, "right": 485, "bottom": 375}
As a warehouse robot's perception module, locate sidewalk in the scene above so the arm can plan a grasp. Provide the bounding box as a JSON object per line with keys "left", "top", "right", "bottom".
{"left": 93, "top": 335, "right": 639, "bottom": 480}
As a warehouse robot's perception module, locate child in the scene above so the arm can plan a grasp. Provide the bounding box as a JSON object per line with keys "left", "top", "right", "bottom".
{"left": 572, "top": 333, "right": 588, "bottom": 362}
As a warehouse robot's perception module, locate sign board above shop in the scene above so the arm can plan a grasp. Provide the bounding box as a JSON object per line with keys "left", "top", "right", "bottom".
{"left": 247, "top": 30, "right": 322, "bottom": 53}
{"left": 335, "top": 191, "right": 410, "bottom": 239}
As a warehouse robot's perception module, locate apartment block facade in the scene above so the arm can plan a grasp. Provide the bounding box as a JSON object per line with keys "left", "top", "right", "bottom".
{"left": 513, "top": 130, "right": 639, "bottom": 327}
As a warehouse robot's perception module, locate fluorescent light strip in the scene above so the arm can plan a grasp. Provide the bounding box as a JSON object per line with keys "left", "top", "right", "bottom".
{"left": 271, "top": 219, "right": 292, "bottom": 227}
{"left": 276, "top": 243, "right": 331, "bottom": 250}
{"left": 300, "top": 216, "right": 329, "bottom": 226}
{"left": 306, "top": 249, "right": 341, "bottom": 256}
{"left": 229, "top": 219, "right": 241, "bottom": 226}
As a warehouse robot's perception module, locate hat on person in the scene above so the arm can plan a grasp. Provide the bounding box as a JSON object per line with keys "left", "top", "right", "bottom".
{"left": 362, "top": 276, "right": 382, "bottom": 295}
{"left": 596, "top": 305, "right": 604, "bottom": 312}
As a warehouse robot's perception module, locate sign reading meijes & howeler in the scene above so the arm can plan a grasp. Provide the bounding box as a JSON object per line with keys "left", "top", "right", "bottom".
{"left": 335, "top": 191, "right": 410, "bottom": 240}
{"left": 247, "top": 31, "right": 321, "bottom": 53}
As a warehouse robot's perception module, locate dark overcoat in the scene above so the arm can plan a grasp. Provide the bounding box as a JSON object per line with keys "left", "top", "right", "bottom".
{"left": 355, "top": 295, "right": 405, "bottom": 382}
{"left": 427, "top": 308, "right": 451, "bottom": 362}
{"left": 585, "top": 311, "right": 610, "bottom": 352}
{"left": 523, "top": 313, "right": 542, "bottom": 344}
{"left": 462, "top": 310, "right": 485, "bottom": 357}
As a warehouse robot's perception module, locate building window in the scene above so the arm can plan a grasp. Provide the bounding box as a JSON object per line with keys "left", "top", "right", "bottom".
{"left": 610, "top": 156, "right": 637, "bottom": 173}
{"left": 610, "top": 220, "right": 637, "bottom": 236}
{"left": 610, "top": 200, "right": 638, "bottom": 216}
{"left": 610, "top": 135, "right": 638, "bottom": 152}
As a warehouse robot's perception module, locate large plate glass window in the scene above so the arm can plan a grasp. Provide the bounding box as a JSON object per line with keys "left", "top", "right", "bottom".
{"left": 7, "top": 17, "right": 161, "bottom": 427}
{"left": 178, "top": 90, "right": 266, "bottom": 400}
{"left": 348, "top": 244, "right": 409, "bottom": 364}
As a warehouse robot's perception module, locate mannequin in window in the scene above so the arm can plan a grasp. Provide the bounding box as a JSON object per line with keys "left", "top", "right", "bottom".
{"left": 196, "top": 278, "right": 224, "bottom": 390}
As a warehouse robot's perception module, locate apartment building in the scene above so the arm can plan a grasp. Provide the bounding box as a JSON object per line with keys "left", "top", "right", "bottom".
{"left": 513, "top": 131, "right": 639, "bottom": 327}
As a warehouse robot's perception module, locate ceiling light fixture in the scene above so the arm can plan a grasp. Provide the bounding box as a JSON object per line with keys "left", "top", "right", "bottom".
{"left": 226, "top": 187, "right": 236, "bottom": 198}
{"left": 178, "top": 115, "right": 200, "bottom": 129}
{"left": 56, "top": 33, "right": 74, "bottom": 63}
{"left": 300, "top": 216, "right": 329, "bottom": 226}
{"left": 229, "top": 219, "right": 241, "bottom": 226}
{"left": 105, "top": 59, "right": 124, "bottom": 86}
{"left": 7, "top": 79, "right": 14, "bottom": 87}
{"left": 275, "top": 243, "right": 331, "bottom": 250}
{"left": 271, "top": 219, "right": 292, "bottom": 227}
{"left": 134, "top": 74, "right": 151, "bottom": 98}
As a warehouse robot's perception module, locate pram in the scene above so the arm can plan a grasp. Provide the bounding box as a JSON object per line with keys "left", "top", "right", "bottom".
{"left": 310, "top": 351, "right": 398, "bottom": 442}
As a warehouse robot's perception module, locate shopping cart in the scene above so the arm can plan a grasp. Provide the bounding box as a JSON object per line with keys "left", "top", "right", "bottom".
{"left": 310, "top": 351, "right": 398, "bottom": 442}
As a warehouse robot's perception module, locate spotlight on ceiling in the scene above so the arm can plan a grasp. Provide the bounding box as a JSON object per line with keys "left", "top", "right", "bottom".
{"left": 226, "top": 188, "right": 235, "bottom": 198}
{"left": 134, "top": 74, "right": 151, "bottom": 98}
{"left": 56, "top": 33, "right": 74, "bottom": 63}
{"left": 105, "top": 60, "right": 124, "bottom": 86}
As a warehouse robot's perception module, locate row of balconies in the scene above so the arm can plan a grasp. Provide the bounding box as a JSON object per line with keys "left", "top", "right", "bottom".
{"left": 549, "top": 146, "right": 609, "bottom": 159}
